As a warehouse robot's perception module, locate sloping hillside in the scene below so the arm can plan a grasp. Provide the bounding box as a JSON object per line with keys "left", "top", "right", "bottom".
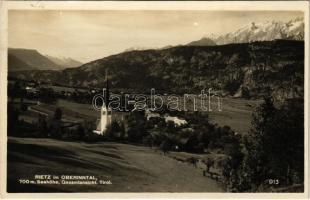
{"left": 187, "top": 37, "right": 216, "bottom": 46}
{"left": 8, "top": 137, "right": 223, "bottom": 192}
{"left": 9, "top": 40, "right": 304, "bottom": 100}
{"left": 46, "top": 55, "right": 83, "bottom": 68}
{"left": 8, "top": 54, "right": 36, "bottom": 71}
{"left": 8, "top": 48, "right": 62, "bottom": 71}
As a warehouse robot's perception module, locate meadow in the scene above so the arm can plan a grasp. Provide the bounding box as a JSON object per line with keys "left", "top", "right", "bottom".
{"left": 7, "top": 137, "right": 224, "bottom": 192}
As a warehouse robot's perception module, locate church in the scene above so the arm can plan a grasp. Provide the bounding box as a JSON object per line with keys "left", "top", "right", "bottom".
{"left": 92, "top": 101, "right": 112, "bottom": 135}
{"left": 93, "top": 71, "right": 113, "bottom": 135}
{"left": 92, "top": 71, "right": 131, "bottom": 135}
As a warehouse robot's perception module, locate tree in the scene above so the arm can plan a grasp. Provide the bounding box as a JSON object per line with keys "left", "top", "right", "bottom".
{"left": 50, "top": 108, "right": 63, "bottom": 139}
{"left": 12, "top": 80, "right": 22, "bottom": 98}
{"left": 38, "top": 114, "right": 48, "bottom": 137}
{"left": 20, "top": 98, "right": 28, "bottom": 111}
{"left": 106, "top": 121, "right": 121, "bottom": 139}
{"left": 54, "top": 108, "right": 62, "bottom": 120}
{"left": 7, "top": 103, "right": 20, "bottom": 136}
{"left": 159, "top": 138, "right": 172, "bottom": 155}
{"left": 77, "top": 124, "right": 85, "bottom": 140}
{"left": 241, "top": 96, "right": 304, "bottom": 191}
{"left": 126, "top": 111, "right": 148, "bottom": 142}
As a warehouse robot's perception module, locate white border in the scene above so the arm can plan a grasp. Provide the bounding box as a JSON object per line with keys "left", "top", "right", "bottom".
{"left": 0, "top": 1, "right": 309, "bottom": 199}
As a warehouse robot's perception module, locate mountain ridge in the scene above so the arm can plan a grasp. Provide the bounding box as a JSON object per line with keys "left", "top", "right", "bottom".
{"left": 8, "top": 48, "right": 63, "bottom": 71}
{"left": 8, "top": 48, "right": 83, "bottom": 71}
{"left": 187, "top": 17, "right": 304, "bottom": 46}
{"left": 10, "top": 40, "right": 304, "bottom": 101}
{"left": 187, "top": 37, "right": 217, "bottom": 46}
{"left": 45, "top": 55, "right": 83, "bottom": 68}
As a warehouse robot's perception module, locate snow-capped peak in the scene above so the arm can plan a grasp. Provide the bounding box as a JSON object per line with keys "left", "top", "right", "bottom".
{"left": 215, "top": 17, "right": 304, "bottom": 44}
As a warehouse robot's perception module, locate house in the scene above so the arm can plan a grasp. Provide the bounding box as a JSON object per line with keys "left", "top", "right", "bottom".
{"left": 145, "top": 109, "right": 160, "bottom": 120}
{"left": 164, "top": 115, "right": 187, "bottom": 126}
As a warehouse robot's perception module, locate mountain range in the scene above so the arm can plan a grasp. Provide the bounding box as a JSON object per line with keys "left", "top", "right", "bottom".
{"left": 187, "top": 37, "right": 217, "bottom": 46}
{"left": 8, "top": 17, "right": 304, "bottom": 100}
{"left": 10, "top": 40, "right": 304, "bottom": 100}
{"left": 187, "top": 17, "right": 304, "bottom": 46}
{"left": 110, "top": 17, "right": 305, "bottom": 53}
{"left": 45, "top": 55, "right": 83, "bottom": 69}
{"left": 8, "top": 48, "right": 82, "bottom": 71}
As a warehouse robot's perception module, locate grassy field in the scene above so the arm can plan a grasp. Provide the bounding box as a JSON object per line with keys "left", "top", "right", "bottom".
{"left": 22, "top": 99, "right": 99, "bottom": 124}
{"left": 162, "top": 95, "right": 262, "bottom": 134}
{"left": 208, "top": 98, "right": 262, "bottom": 134}
{"left": 56, "top": 99, "right": 99, "bottom": 118}
{"left": 7, "top": 137, "right": 224, "bottom": 192}
{"left": 21, "top": 97, "right": 262, "bottom": 135}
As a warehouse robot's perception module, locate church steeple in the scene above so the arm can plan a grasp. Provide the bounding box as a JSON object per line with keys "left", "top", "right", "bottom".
{"left": 104, "top": 69, "right": 110, "bottom": 108}
{"left": 93, "top": 69, "right": 112, "bottom": 135}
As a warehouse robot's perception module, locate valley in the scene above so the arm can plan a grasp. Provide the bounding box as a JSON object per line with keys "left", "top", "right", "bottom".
{"left": 9, "top": 40, "right": 304, "bottom": 101}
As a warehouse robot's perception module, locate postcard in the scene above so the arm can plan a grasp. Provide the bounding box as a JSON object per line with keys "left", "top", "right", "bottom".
{"left": 0, "top": 1, "right": 309, "bottom": 199}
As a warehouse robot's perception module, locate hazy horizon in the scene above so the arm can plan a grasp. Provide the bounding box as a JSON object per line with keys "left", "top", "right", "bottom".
{"left": 9, "top": 10, "right": 303, "bottom": 63}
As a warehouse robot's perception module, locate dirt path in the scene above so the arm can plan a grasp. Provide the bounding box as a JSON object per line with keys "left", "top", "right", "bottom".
{"left": 7, "top": 137, "right": 224, "bottom": 192}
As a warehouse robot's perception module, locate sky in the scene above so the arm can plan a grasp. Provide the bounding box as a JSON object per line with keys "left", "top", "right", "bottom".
{"left": 8, "top": 10, "right": 303, "bottom": 63}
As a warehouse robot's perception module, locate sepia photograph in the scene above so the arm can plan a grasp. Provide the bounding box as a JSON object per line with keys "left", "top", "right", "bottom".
{"left": 0, "top": 1, "right": 309, "bottom": 197}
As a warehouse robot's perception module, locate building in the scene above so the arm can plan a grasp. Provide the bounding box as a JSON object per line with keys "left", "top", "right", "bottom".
{"left": 164, "top": 115, "right": 187, "bottom": 126}
{"left": 93, "top": 70, "right": 112, "bottom": 135}
{"left": 93, "top": 103, "right": 112, "bottom": 135}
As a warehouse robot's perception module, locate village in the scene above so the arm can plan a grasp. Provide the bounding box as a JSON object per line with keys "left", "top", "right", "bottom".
{"left": 8, "top": 74, "right": 250, "bottom": 192}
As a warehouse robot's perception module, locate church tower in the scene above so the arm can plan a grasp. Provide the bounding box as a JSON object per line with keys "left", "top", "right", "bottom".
{"left": 93, "top": 69, "right": 112, "bottom": 135}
